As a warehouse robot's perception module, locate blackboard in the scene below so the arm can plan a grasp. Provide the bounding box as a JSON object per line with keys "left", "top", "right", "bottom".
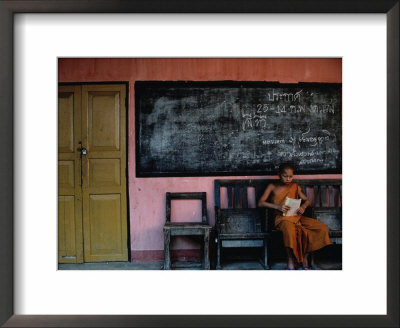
{"left": 135, "top": 81, "right": 342, "bottom": 177}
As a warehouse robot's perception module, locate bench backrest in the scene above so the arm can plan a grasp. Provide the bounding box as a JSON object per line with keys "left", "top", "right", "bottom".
{"left": 215, "top": 179, "right": 342, "bottom": 234}
{"left": 214, "top": 180, "right": 266, "bottom": 234}
{"left": 295, "top": 179, "right": 342, "bottom": 208}
{"left": 293, "top": 179, "right": 342, "bottom": 235}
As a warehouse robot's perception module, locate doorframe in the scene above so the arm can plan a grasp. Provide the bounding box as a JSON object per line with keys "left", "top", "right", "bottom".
{"left": 58, "top": 81, "right": 131, "bottom": 262}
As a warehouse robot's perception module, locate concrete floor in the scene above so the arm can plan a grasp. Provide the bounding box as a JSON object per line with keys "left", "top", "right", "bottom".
{"left": 59, "top": 245, "right": 342, "bottom": 270}
{"left": 59, "top": 259, "right": 342, "bottom": 270}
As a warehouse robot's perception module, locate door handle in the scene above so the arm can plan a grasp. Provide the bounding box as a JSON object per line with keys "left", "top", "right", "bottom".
{"left": 77, "top": 143, "right": 86, "bottom": 188}
{"left": 77, "top": 147, "right": 87, "bottom": 155}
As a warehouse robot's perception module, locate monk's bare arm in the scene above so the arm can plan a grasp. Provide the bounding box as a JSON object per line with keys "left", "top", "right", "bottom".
{"left": 297, "top": 189, "right": 311, "bottom": 215}
{"left": 257, "top": 184, "right": 282, "bottom": 211}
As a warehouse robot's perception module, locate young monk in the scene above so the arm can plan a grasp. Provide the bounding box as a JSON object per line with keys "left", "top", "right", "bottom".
{"left": 257, "top": 163, "right": 331, "bottom": 270}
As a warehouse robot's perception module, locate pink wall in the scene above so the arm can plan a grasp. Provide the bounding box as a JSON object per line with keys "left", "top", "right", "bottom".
{"left": 58, "top": 58, "right": 342, "bottom": 261}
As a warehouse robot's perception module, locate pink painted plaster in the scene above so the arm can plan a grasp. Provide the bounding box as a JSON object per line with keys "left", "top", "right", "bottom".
{"left": 58, "top": 58, "right": 342, "bottom": 257}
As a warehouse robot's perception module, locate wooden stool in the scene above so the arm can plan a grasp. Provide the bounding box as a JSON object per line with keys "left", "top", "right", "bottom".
{"left": 163, "top": 192, "right": 212, "bottom": 270}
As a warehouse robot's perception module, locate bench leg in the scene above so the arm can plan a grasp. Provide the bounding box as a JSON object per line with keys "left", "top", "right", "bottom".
{"left": 216, "top": 238, "right": 221, "bottom": 270}
{"left": 310, "top": 252, "right": 315, "bottom": 268}
{"left": 164, "top": 230, "right": 171, "bottom": 270}
{"left": 263, "top": 238, "right": 270, "bottom": 270}
{"left": 203, "top": 231, "right": 210, "bottom": 270}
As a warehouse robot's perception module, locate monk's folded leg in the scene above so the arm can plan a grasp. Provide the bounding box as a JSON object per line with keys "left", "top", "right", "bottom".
{"left": 276, "top": 220, "right": 297, "bottom": 248}
{"left": 276, "top": 220, "right": 305, "bottom": 263}
{"left": 299, "top": 216, "right": 331, "bottom": 252}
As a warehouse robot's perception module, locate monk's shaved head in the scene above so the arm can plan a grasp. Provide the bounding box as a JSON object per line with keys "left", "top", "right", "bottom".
{"left": 278, "top": 163, "right": 295, "bottom": 175}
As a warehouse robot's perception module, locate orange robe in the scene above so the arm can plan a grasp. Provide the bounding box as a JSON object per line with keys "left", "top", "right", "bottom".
{"left": 272, "top": 183, "right": 331, "bottom": 263}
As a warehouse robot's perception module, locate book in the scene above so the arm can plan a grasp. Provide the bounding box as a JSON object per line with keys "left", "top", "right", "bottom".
{"left": 283, "top": 197, "right": 302, "bottom": 216}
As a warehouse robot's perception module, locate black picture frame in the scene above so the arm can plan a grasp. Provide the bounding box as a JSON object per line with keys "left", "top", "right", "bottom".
{"left": 0, "top": 1, "right": 398, "bottom": 327}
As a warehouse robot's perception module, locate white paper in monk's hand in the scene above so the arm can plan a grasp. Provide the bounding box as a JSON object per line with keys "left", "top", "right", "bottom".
{"left": 283, "top": 197, "right": 302, "bottom": 216}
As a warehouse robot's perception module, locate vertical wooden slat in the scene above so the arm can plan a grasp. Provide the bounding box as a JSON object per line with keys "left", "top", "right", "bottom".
{"left": 227, "top": 186, "right": 233, "bottom": 208}
{"left": 313, "top": 185, "right": 319, "bottom": 207}
{"left": 300, "top": 184, "right": 306, "bottom": 195}
{"left": 321, "top": 185, "right": 328, "bottom": 207}
{"left": 201, "top": 192, "right": 207, "bottom": 224}
{"left": 234, "top": 185, "right": 241, "bottom": 208}
{"left": 328, "top": 185, "right": 334, "bottom": 207}
{"left": 215, "top": 181, "right": 221, "bottom": 234}
{"left": 165, "top": 192, "right": 171, "bottom": 222}
{"left": 243, "top": 186, "right": 248, "bottom": 208}
{"left": 215, "top": 181, "right": 221, "bottom": 208}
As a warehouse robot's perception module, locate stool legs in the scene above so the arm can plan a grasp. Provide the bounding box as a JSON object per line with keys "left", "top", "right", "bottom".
{"left": 164, "top": 229, "right": 212, "bottom": 270}
{"left": 164, "top": 229, "right": 171, "bottom": 270}
{"left": 203, "top": 231, "right": 210, "bottom": 270}
{"left": 216, "top": 238, "right": 221, "bottom": 270}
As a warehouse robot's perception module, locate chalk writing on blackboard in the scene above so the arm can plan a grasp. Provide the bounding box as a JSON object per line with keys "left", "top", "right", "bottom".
{"left": 135, "top": 81, "right": 342, "bottom": 177}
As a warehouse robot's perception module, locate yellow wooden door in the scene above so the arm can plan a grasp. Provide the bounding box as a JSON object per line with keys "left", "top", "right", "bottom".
{"left": 81, "top": 84, "right": 128, "bottom": 262}
{"left": 58, "top": 85, "right": 84, "bottom": 263}
{"left": 58, "top": 84, "right": 128, "bottom": 263}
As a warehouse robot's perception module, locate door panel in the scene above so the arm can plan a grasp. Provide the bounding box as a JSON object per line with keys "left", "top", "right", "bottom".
{"left": 58, "top": 84, "right": 128, "bottom": 263}
{"left": 82, "top": 84, "right": 128, "bottom": 262}
{"left": 89, "top": 159, "right": 121, "bottom": 188}
{"left": 58, "top": 161, "right": 75, "bottom": 189}
{"left": 58, "top": 86, "right": 83, "bottom": 263}
{"left": 88, "top": 91, "right": 121, "bottom": 151}
{"left": 58, "top": 92, "right": 75, "bottom": 153}
{"left": 58, "top": 196, "right": 76, "bottom": 257}
{"left": 88, "top": 194, "right": 123, "bottom": 257}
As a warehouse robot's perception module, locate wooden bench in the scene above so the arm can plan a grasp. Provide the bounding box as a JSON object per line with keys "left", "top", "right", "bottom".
{"left": 163, "top": 192, "right": 212, "bottom": 270}
{"left": 215, "top": 179, "right": 342, "bottom": 268}
{"left": 214, "top": 180, "right": 270, "bottom": 269}
{"left": 265, "top": 179, "right": 342, "bottom": 266}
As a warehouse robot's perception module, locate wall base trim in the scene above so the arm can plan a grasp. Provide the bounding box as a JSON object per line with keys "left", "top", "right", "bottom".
{"left": 131, "top": 249, "right": 202, "bottom": 262}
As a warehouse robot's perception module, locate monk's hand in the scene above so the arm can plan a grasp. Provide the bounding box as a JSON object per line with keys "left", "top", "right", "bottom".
{"left": 297, "top": 206, "right": 305, "bottom": 215}
{"left": 281, "top": 205, "right": 291, "bottom": 213}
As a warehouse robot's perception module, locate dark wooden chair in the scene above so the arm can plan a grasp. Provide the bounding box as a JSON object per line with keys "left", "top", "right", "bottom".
{"left": 214, "top": 180, "right": 270, "bottom": 269}
{"left": 163, "top": 192, "right": 212, "bottom": 270}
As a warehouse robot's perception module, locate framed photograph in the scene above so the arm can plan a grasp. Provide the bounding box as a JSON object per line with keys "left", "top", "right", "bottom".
{"left": 1, "top": 1, "right": 398, "bottom": 327}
